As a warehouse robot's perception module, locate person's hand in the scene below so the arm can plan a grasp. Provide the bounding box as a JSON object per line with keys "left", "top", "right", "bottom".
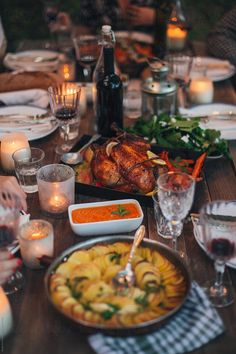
{"left": 0, "top": 250, "right": 22, "bottom": 286}
{"left": 126, "top": 6, "right": 156, "bottom": 26}
{"left": 0, "top": 176, "right": 27, "bottom": 211}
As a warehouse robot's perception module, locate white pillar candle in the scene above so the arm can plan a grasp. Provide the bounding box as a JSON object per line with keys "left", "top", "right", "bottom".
{"left": 19, "top": 220, "right": 54, "bottom": 269}
{"left": 0, "top": 286, "right": 13, "bottom": 338}
{"left": 166, "top": 25, "right": 187, "bottom": 51}
{"left": 189, "top": 77, "right": 214, "bottom": 104}
{"left": 1, "top": 133, "right": 29, "bottom": 171}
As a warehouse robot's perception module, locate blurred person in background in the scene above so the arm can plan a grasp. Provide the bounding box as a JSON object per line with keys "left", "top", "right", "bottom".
{"left": 207, "top": 6, "right": 236, "bottom": 68}
{"left": 50, "top": 0, "right": 158, "bottom": 36}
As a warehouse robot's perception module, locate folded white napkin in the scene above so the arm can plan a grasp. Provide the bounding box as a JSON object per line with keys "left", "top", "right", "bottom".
{"left": 0, "top": 89, "right": 49, "bottom": 108}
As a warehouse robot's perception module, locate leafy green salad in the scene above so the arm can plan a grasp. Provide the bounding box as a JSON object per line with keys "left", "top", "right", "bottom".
{"left": 127, "top": 114, "right": 229, "bottom": 158}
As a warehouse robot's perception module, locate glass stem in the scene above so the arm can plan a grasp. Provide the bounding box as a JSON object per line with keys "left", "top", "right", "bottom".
{"left": 169, "top": 220, "right": 183, "bottom": 252}
{"left": 63, "top": 124, "right": 70, "bottom": 144}
{"left": 85, "top": 66, "right": 92, "bottom": 82}
{"left": 214, "top": 259, "right": 225, "bottom": 295}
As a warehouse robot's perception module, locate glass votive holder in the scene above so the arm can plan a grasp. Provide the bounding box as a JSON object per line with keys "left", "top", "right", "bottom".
{"left": 13, "top": 147, "right": 45, "bottom": 193}
{"left": 152, "top": 189, "right": 172, "bottom": 239}
{"left": 36, "top": 164, "right": 75, "bottom": 217}
{"left": 124, "top": 90, "right": 142, "bottom": 119}
{"left": 19, "top": 220, "right": 54, "bottom": 269}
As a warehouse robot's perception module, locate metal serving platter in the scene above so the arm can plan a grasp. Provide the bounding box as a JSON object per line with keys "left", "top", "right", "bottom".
{"left": 66, "top": 135, "right": 201, "bottom": 207}
{"left": 45, "top": 236, "right": 191, "bottom": 336}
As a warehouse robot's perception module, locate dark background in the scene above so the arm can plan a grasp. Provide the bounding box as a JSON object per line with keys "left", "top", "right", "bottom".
{"left": 0, "top": 0, "right": 235, "bottom": 50}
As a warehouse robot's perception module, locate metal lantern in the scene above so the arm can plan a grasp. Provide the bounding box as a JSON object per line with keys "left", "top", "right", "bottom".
{"left": 141, "top": 58, "right": 177, "bottom": 119}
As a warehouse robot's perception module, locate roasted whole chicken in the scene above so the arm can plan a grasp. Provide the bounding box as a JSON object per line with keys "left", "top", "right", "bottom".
{"left": 90, "top": 132, "right": 159, "bottom": 194}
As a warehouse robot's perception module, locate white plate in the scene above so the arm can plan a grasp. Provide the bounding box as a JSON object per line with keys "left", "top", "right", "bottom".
{"left": 180, "top": 103, "right": 236, "bottom": 140}
{"left": 0, "top": 106, "right": 57, "bottom": 141}
{"left": 4, "top": 50, "right": 59, "bottom": 72}
{"left": 191, "top": 57, "right": 235, "bottom": 82}
{"left": 115, "top": 31, "right": 153, "bottom": 44}
{"left": 191, "top": 215, "right": 236, "bottom": 269}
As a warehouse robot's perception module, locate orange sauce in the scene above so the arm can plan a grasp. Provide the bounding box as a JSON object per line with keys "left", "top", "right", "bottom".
{"left": 72, "top": 203, "right": 140, "bottom": 224}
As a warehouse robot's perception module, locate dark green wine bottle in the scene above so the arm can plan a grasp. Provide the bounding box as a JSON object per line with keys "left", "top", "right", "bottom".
{"left": 96, "top": 47, "right": 123, "bottom": 137}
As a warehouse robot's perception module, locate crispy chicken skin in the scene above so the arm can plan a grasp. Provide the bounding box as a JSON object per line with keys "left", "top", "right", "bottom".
{"left": 91, "top": 133, "right": 155, "bottom": 194}
{"left": 91, "top": 145, "right": 124, "bottom": 186}
{"left": 111, "top": 141, "right": 155, "bottom": 193}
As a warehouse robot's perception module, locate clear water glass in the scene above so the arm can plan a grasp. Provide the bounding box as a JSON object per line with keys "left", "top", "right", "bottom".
{"left": 13, "top": 147, "right": 45, "bottom": 193}
{"left": 157, "top": 172, "right": 195, "bottom": 253}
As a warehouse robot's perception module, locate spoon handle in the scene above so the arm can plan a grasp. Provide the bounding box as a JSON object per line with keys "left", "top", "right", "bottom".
{"left": 127, "top": 225, "right": 145, "bottom": 267}
{"left": 77, "top": 134, "right": 101, "bottom": 154}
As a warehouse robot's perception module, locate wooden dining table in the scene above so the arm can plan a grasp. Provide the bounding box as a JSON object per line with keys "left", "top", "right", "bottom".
{"left": 2, "top": 59, "right": 236, "bottom": 353}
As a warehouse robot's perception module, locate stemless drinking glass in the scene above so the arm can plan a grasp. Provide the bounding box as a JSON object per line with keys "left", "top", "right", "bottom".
{"left": 48, "top": 83, "right": 81, "bottom": 154}
{"left": 157, "top": 172, "right": 195, "bottom": 254}
{"left": 73, "top": 35, "right": 99, "bottom": 82}
{"left": 0, "top": 194, "right": 23, "bottom": 294}
{"left": 200, "top": 200, "right": 236, "bottom": 307}
{"left": 13, "top": 147, "right": 45, "bottom": 193}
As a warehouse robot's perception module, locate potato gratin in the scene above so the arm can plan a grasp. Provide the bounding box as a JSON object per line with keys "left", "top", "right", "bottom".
{"left": 49, "top": 242, "right": 187, "bottom": 327}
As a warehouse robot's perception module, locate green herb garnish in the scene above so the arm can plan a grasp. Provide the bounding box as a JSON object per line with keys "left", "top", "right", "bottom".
{"left": 109, "top": 252, "right": 121, "bottom": 263}
{"left": 135, "top": 294, "right": 149, "bottom": 307}
{"left": 126, "top": 113, "right": 230, "bottom": 158}
{"left": 111, "top": 205, "right": 130, "bottom": 217}
{"left": 101, "top": 304, "right": 120, "bottom": 320}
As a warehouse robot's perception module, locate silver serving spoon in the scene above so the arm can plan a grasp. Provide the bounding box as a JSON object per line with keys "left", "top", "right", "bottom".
{"left": 60, "top": 134, "right": 101, "bottom": 165}
{"left": 112, "top": 225, "right": 145, "bottom": 292}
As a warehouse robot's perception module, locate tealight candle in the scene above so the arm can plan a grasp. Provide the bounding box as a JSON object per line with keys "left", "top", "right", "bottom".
{"left": 36, "top": 164, "right": 75, "bottom": 216}
{"left": 189, "top": 77, "right": 214, "bottom": 104}
{"left": 48, "top": 190, "right": 70, "bottom": 214}
{"left": 0, "top": 132, "right": 29, "bottom": 171}
{"left": 0, "top": 286, "right": 13, "bottom": 338}
{"left": 19, "top": 220, "right": 54, "bottom": 269}
{"left": 166, "top": 25, "right": 187, "bottom": 51}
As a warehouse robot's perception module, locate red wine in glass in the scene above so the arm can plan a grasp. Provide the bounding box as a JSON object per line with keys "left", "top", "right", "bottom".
{"left": 78, "top": 55, "right": 97, "bottom": 68}
{"left": 208, "top": 238, "right": 235, "bottom": 261}
{"left": 55, "top": 107, "right": 77, "bottom": 122}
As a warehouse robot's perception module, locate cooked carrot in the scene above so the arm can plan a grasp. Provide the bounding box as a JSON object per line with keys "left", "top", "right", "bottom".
{"left": 162, "top": 151, "right": 175, "bottom": 171}
{"left": 191, "top": 153, "right": 207, "bottom": 179}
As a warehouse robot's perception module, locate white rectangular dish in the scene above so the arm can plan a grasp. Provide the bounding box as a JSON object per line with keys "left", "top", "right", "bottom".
{"left": 68, "top": 199, "right": 144, "bottom": 236}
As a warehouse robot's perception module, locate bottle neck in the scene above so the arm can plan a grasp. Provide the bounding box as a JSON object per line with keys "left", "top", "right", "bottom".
{"left": 103, "top": 47, "right": 115, "bottom": 75}
{"left": 99, "top": 29, "right": 115, "bottom": 48}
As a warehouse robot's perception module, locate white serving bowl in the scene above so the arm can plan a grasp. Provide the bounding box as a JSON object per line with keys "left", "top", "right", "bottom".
{"left": 68, "top": 199, "right": 144, "bottom": 236}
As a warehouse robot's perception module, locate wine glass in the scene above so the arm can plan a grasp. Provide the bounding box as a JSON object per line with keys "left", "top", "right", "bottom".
{"left": 0, "top": 193, "right": 24, "bottom": 294}
{"left": 48, "top": 83, "right": 81, "bottom": 155}
{"left": 157, "top": 172, "right": 195, "bottom": 254}
{"left": 165, "top": 54, "right": 193, "bottom": 107}
{"left": 73, "top": 35, "right": 99, "bottom": 82}
{"left": 200, "top": 200, "right": 236, "bottom": 307}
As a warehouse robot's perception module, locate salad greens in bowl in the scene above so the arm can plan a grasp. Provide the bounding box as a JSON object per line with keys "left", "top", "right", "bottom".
{"left": 126, "top": 114, "right": 230, "bottom": 158}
